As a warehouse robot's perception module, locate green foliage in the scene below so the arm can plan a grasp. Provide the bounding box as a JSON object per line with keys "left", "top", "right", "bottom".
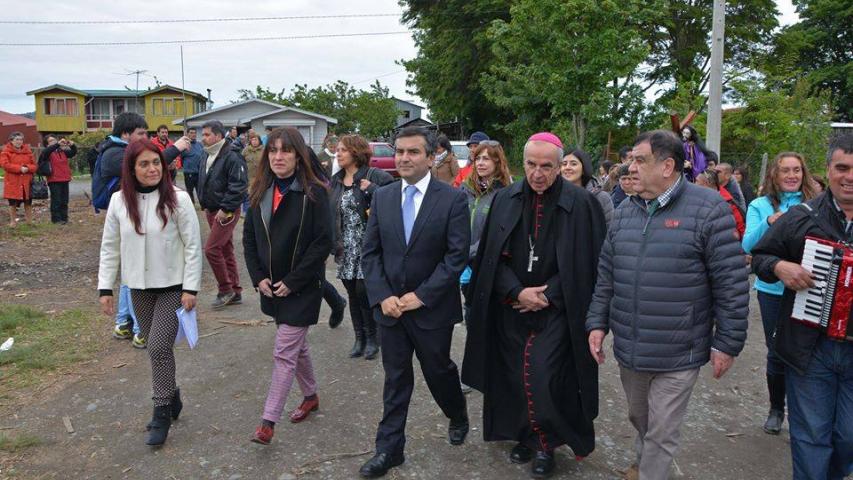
{"left": 723, "top": 80, "right": 833, "bottom": 176}
{"left": 67, "top": 130, "right": 109, "bottom": 148}
{"left": 399, "top": 0, "right": 514, "bottom": 132}
{"left": 482, "top": 0, "right": 654, "bottom": 154}
{"left": 764, "top": 0, "right": 852, "bottom": 121}
{"left": 237, "top": 81, "right": 397, "bottom": 139}
{"left": 641, "top": 0, "right": 778, "bottom": 111}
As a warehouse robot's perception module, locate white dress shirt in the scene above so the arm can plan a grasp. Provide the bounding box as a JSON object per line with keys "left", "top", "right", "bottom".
{"left": 400, "top": 171, "right": 432, "bottom": 220}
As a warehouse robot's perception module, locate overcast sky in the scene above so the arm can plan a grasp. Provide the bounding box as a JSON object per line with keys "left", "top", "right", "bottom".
{"left": 0, "top": 0, "right": 799, "bottom": 117}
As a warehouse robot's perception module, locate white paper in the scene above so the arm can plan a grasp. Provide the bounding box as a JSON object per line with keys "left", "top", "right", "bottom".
{"left": 175, "top": 308, "right": 198, "bottom": 349}
{"left": 0, "top": 337, "right": 12, "bottom": 351}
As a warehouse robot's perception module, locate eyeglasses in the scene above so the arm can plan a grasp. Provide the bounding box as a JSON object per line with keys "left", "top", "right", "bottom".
{"left": 477, "top": 140, "right": 501, "bottom": 147}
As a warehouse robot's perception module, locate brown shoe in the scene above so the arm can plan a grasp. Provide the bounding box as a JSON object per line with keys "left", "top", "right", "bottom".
{"left": 289, "top": 395, "right": 319, "bottom": 423}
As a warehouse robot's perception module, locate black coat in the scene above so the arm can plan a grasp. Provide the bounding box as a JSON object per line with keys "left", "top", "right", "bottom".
{"left": 751, "top": 191, "right": 848, "bottom": 374}
{"left": 197, "top": 139, "right": 247, "bottom": 213}
{"left": 361, "top": 176, "right": 471, "bottom": 330}
{"left": 329, "top": 165, "right": 395, "bottom": 259}
{"left": 243, "top": 178, "right": 333, "bottom": 327}
{"left": 461, "top": 177, "right": 606, "bottom": 421}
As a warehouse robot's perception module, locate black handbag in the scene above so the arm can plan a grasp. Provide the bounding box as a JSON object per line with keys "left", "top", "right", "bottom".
{"left": 30, "top": 176, "right": 49, "bottom": 200}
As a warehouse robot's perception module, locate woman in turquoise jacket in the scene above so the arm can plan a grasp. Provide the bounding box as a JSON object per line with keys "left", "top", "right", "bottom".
{"left": 742, "top": 152, "right": 817, "bottom": 435}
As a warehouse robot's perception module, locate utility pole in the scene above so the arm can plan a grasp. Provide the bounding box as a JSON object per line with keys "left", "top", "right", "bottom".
{"left": 706, "top": 0, "right": 725, "bottom": 155}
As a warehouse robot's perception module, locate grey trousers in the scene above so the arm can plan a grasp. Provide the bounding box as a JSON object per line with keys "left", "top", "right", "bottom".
{"left": 619, "top": 366, "right": 700, "bottom": 480}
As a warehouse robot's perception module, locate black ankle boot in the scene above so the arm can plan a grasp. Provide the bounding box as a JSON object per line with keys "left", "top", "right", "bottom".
{"left": 171, "top": 388, "right": 183, "bottom": 421}
{"left": 145, "top": 405, "right": 172, "bottom": 446}
{"left": 350, "top": 334, "right": 365, "bottom": 358}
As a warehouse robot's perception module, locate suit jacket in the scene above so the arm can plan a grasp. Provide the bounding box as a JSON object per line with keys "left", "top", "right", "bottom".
{"left": 362, "top": 176, "right": 471, "bottom": 330}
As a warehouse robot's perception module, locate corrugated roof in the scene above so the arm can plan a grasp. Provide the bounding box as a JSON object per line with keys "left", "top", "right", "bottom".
{"left": 83, "top": 90, "right": 145, "bottom": 97}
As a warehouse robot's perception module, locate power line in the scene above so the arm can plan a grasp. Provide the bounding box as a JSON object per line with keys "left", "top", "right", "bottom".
{"left": 0, "top": 31, "right": 411, "bottom": 47}
{"left": 0, "top": 13, "right": 402, "bottom": 25}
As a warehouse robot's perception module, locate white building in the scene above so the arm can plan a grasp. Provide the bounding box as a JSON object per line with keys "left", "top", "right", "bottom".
{"left": 174, "top": 98, "right": 337, "bottom": 150}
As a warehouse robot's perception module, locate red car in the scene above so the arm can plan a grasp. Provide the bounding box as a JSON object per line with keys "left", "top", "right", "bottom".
{"left": 369, "top": 142, "right": 397, "bottom": 177}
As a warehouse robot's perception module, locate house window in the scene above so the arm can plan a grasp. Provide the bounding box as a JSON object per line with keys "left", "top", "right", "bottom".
{"left": 112, "top": 99, "right": 126, "bottom": 116}
{"left": 87, "top": 99, "right": 111, "bottom": 120}
{"left": 44, "top": 97, "right": 79, "bottom": 116}
{"left": 153, "top": 98, "right": 186, "bottom": 116}
{"left": 402, "top": 110, "right": 411, "bottom": 119}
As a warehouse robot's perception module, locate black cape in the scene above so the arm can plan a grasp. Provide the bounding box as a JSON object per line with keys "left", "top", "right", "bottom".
{"left": 461, "top": 176, "right": 606, "bottom": 455}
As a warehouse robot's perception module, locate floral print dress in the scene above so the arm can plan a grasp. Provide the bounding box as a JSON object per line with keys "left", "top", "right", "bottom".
{"left": 336, "top": 185, "right": 365, "bottom": 280}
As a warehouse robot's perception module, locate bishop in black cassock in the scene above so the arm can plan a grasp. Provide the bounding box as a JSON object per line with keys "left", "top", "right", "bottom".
{"left": 462, "top": 132, "right": 605, "bottom": 478}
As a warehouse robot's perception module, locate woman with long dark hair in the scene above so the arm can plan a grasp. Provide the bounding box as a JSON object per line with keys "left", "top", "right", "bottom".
{"left": 243, "top": 127, "right": 333, "bottom": 445}
{"left": 330, "top": 134, "right": 394, "bottom": 359}
{"left": 98, "top": 138, "right": 202, "bottom": 446}
{"left": 742, "top": 152, "right": 817, "bottom": 435}
{"left": 560, "top": 148, "right": 614, "bottom": 226}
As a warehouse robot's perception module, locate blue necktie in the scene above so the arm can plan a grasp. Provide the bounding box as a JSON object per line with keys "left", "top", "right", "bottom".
{"left": 403, "top": 185, "right": 418, "bottom": 244}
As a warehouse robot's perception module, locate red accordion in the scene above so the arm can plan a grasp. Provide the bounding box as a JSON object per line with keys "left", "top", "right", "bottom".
{"left": 793, "top": 236, "right": 853, "bottom": 341}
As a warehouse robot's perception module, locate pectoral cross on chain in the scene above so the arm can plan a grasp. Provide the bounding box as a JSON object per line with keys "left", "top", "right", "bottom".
{"left": 527, "top": 245, "right": 539, "bottom": 273}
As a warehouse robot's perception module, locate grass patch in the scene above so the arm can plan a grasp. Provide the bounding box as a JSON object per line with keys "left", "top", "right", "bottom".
{"left": 0, "top": 222, "right": 56, "bottom": 239}
{"left": 0, "top": 433, "right": 41, "bottom": 452}
{"left": 0, "top": 304, "right": 101, "bottom": 392}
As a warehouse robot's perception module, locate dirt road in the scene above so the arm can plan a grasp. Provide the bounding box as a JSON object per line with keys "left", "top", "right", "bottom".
{"left": 0, "top": 196, "right": 803, "bottom": 480}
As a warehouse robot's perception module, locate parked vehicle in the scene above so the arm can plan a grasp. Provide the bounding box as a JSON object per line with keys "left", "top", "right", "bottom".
{"left": 369, "top": 142, "right": 397, "bottom": 177}
{"left": 450, "top": 141, "right": 469, "bottom": 168}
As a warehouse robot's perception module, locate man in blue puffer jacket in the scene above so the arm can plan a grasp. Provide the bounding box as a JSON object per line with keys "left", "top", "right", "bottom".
{"left": 586, "top": 130, "right": 749, "bottom": 480}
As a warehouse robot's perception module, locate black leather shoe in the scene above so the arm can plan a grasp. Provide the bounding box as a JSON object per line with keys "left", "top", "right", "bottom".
{"left": 330, "top": 299, "right": 347, "bottom": 329}
{"left": 171, "top": 387, "right": 182, "bottom": 420}
{"left": 763, "top": 409, "right": 784, "bottom": 435}
{"left": 510, "top": 442, "right": 534, "bottom": 464}
{"left": 145, "top": 405, "right": 172, "bottom": 446}
{"left": 530, "top": 450, "right": 555, "bottom": 479}
{"left": 364, "top": 334, "right": 379, "bottom": 360}
{"left": 448, "top": 417, "right": 469, "bottom": 445}
{"left": 359, "top": 452, "right": 405, "bottom": 478}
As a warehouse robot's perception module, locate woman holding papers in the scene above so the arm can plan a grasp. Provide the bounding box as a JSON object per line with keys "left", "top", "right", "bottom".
{"left": 242, "top": 127, "right": 332, "bottom": 445}
{"left": 97, "top": 138, "right": 202, "bottom": 447}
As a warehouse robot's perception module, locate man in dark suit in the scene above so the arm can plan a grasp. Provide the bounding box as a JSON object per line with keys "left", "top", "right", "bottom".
{"left": 359, "top": 127, "right": 471, "bottom": 478}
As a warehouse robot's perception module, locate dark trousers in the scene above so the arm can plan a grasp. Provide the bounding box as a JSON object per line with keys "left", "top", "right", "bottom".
{"left": 341, "top": 278, "right": 375, "bottom": 338}
{"left": 375, "top": 319, "right": 466, "bottom": 455}
{"left": 757, "top": 291, "right": 787, "bottom": 411}
{"left": 757, "top": 291, "right": 786, "bottom": 376}
{"left": 184, "top": 173, "right": 198, "bottom": 205}
{"left": 48, "top": 181, "right": 69, "bottom": 223}
{"left": 322, "top": 278, "right": 345, "bottom": 311}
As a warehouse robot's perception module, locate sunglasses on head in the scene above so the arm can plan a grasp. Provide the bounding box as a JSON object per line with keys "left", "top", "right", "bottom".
{"left": 477, "top": 140, "right": 501, "bottom": 147}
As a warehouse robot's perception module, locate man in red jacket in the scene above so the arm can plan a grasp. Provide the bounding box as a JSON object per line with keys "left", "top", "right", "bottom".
{"left": 39, "top": 135, "right": 77, "bottom": 224}
{"left": 152, "top": 125, "right": 181, "bottom": 180}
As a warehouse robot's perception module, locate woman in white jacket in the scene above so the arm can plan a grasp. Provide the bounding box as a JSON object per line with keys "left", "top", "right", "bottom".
{"left": 98, "top": 138, "right": 202, "bottom": 446}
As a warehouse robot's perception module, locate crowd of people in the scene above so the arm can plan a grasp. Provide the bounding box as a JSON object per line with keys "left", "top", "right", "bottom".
{"left": 85, "top": 110, "right": 853, "bottom": 480}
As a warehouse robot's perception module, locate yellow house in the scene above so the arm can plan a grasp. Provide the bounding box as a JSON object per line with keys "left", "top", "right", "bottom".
{"left": 26, "top": 84, "right": 209, "bottom": 135}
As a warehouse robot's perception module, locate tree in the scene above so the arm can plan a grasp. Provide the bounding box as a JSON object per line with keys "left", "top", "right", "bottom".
{"left": 237, "top": 81, "right": 398, "bottom": 139}
{"left": 722, "top": 79, "right": 833, "bottom": 176}
{"left": 640, "top": 0, "right": 779, "bottom": 112}
{"left": 399, "top": 0, "right": 513, "bottom": 132}
{"left": 482, "top": 0, "right": 654, "bottom": 151}
{"left": 764, "top": 0, "right": 852, "bottom": 121}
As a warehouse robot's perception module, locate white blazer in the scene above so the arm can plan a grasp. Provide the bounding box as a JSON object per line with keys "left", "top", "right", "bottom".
{"left": 98, "top": 187, "right": 202, "bottom": 292}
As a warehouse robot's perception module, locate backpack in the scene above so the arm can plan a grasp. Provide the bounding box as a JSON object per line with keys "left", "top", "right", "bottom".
{"left": 91, "top": 148, "right": 119, "bottom": 212}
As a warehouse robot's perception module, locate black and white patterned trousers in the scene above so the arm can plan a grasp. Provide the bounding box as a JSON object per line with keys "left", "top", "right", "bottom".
{"left": 130, "top": 289, "right": 182, "bottom": 407}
